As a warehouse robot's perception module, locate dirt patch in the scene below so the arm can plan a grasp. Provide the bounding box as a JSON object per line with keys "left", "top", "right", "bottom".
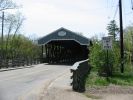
{"left": 39, "top": 71, "right": 91, "bottom": 100}
{"left": 85, "top": 85, "right": 133, "bottom": 100}
{"left": 86, "top": 85, "right": 133, "bottom": 94}
{"left": 40, "top": 87, "right": 90, "bottom": 100}
{"left": 39, "top": 71, "right": 133, "bottom": 100}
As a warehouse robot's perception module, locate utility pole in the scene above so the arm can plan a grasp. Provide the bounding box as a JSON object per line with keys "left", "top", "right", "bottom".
{"left": 131, "top": 31, "right": 133, "bottom": 69}
{"left": 119, "top": 0, "right": 124, "bottom": 73}
{"left": 0, "top": 12, "right": 4, "bottom": 68}
{"left": 131, "top": 0, "right": 133, "bottom": 10}
{"left": 1, "top": 12, "right": 4, "bottom": 59}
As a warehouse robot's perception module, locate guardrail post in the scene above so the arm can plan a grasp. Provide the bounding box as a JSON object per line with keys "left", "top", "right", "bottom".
{"left": 70, "top": 59, "right": 91, "bottom": 92}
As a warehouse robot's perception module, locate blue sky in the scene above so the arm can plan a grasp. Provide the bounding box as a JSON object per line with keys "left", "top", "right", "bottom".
{"left": 11, "top": 0, "right": 133, "bottom": 38}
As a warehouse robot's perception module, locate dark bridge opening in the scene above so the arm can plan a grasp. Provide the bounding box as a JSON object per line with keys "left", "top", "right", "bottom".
{"left": 44, "top": 40, "right": 88, "bottom": 64}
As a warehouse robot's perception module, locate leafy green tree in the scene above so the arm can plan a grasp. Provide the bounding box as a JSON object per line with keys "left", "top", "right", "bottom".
{"left": 0, "top": 0, "right": 41, "bottom": 68}
{"left": 0, "top": 33, "right": 41, "bottom": 68}
{"left": 123, "top": 25, "right": 133, "bottom": 71}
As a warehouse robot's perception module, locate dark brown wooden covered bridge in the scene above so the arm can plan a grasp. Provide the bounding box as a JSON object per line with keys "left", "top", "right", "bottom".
{"left": 38, "top": 27, "right": 91, "bottom": 64}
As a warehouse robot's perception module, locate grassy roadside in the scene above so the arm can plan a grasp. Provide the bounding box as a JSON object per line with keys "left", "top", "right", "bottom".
{"left": 85, "top": 70, "right": 133, "bottom": 99}
{"left": 86, "top": 71, "right": 133, "bottom": 87}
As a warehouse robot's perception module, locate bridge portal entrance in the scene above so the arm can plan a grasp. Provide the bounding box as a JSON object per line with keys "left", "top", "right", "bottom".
{"left": 38, "top": 28, "right": 91, "bottom": 64}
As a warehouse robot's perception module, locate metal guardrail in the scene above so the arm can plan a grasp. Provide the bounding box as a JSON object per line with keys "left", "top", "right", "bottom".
{"left": 71, "top": 59, "right": 89, "bottom": 70}
{"left": 70, "top": 59, "right": 91, "bottom": 92}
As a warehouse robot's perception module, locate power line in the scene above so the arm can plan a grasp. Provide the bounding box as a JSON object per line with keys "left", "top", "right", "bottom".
{"left": 112, "top": 2, "right": 119, "bottom": 20}
{"left": 124, "top": 11, "right": 133, "bottom": 15}
{"left": 111, "top": 0, "right": 116, "bottom": 8}
{"left": 106, "top": 0, "right": 119, "bottom": 20}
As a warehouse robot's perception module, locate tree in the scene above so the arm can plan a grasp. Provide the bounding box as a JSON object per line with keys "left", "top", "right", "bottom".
{"left": 0, "top": 34, "right": 41, "bottom": 67}
{"left": 0, "top": 0, "right": 27, "bottom": 68}
{"left": 0, "top": 13, "right": 25, "bottom": 66}
{"left": 0, "top": 0, "right": 17, "bottom": 11}
{"left": 123, "top": 25, "right": 133, "bottom": 71}
{"left": 107, "top": 20, "right": 119, "bottom": 41}
{"left": 0, "top": 0, "right": 17, "bottom": 66}
{"left": 5, "top": 13, "right": 24, "bottom": 47}
{"left": 0, "top": 0, "right": 41, "bottom": 68}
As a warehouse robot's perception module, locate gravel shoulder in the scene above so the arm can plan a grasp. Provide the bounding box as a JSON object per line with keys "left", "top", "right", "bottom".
{"left": 39, "top": 71, "right": 90, "bottom": 100}
{"left": 39, "top": 71, "right": 133, "bottom": 100}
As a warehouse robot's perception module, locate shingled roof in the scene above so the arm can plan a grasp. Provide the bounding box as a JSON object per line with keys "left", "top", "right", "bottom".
{"left": 38, "top": 27, "right": 90, "bottom": 45}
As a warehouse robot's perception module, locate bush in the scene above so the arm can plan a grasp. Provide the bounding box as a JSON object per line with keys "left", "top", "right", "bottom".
{"left": 89, "top": 40, "right": 121, "bottom": 76}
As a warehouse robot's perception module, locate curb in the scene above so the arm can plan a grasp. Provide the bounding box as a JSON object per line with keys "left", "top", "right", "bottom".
{"left": 0, "top": 65, "right": 35, "bottom": 72}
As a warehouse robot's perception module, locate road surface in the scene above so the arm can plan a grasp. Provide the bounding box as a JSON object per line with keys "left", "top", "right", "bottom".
{"left": 0, "top": 64, "right": 70, "bottom": 100}
{"left": 1, "top": 64, "right": 131, "bottom": 100}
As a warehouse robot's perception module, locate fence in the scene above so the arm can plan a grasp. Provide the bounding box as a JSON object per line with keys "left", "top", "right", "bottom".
{"left": 0, "top": 57, "right": 41, "bottom": 69}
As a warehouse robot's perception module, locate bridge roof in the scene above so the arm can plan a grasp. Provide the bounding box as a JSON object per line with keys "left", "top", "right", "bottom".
{"left": 38, "top": 27, "right": 90, "bottom": 45}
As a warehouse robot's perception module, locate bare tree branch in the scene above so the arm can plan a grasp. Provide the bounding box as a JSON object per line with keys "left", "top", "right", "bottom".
{"left": 0, "top": 0, "right": 17, "bottom": 11}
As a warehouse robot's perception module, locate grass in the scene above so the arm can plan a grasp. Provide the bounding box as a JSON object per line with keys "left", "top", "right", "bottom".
{"left": 86, "top": 71, "right": 109, "bottom": 87}
{"left": 85, "top": 65, "right": 133, "bottom": 99}
{"left": 86, "top": 71, "right": 133, "bottom": 87}
{"left": 109, "top": 72, "right": 133, "bottom": 86}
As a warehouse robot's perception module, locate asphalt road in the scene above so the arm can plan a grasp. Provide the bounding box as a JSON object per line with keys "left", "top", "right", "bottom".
{"left": 0, "top": 64, "right": 70, "bottom": 100}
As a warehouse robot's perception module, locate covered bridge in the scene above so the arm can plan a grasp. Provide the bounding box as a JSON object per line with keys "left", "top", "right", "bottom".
{"left": 38, "top": 27, "right": 91, "bottom": 64}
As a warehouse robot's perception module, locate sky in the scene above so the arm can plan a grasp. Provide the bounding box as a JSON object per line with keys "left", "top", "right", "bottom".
{"left": 10, "top": 0, "right": 133, "bottom": 39}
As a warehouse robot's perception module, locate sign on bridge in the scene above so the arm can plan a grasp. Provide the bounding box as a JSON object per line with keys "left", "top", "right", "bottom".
{"left": 102, "top": 37, "right": 112, "bottom": 50}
